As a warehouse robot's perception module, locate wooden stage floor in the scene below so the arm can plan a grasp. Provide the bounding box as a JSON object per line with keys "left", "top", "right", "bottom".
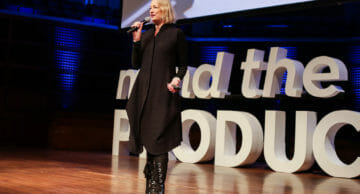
{"left": 0, "top": 149, "right": 359, "bottom": 194}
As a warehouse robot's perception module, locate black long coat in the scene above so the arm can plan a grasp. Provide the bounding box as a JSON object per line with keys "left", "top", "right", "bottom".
{"left": 126, "top": 24, "right": 187, "bottom": 155}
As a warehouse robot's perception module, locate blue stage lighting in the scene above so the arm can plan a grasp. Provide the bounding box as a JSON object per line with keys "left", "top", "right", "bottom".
{"left": 55, "top": 27, "right": 81, "bottom": 49}
{"left": 350, "top": 46, "right": 360, "bottom": 110}
{"left": 19, "top": 7, "right": 33, "bottom": 14}
{"left": 55, "top": 50, "right": 80, "bottom": 73}
{"left": 0, "top": 2, "right": 119, "bottom": 29}
{"left": 55, "top": 27, "right": 82, "bottom": 108}
{"left": 266, "top": 24, "right": 289, "bottom": 28}
{"left": 223, "top": 25, "right": 233, "bottom": 28}
{"left": 93, "top": 18, "right": 106, "bottom": 24}
{"left": 84, "top": 0, "right": 95, "bottom": 5}
{"left": 56, "top": 74, "right": 77, "bottom": 91}
{"left": 82, "top": 17, "right": 107, "bottom": 24}
{"left": 200, "top": 46, "right": 229, "bottom": 64}
{"left": 281, "top": 46, "right": 297, "bottom": 59}
{"left": 279, "top": 47, "right": 297, "bottom": 94}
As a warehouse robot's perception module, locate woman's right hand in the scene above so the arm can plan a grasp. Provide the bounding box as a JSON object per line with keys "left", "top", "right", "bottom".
{"left": 131, "top": 21, "right": 144, "bottom": 42}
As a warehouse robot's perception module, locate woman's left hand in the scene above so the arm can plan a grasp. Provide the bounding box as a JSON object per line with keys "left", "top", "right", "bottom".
{"left": 167, "top": 77, "right": 181, "bottom": 93}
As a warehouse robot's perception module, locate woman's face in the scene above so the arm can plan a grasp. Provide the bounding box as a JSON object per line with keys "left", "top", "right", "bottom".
{"left": 150, "top": 0, "right": 163, "bottom": 24}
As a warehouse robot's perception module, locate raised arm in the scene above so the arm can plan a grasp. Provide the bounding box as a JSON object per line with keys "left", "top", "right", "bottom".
{"left": 130, "top": 21, "right": 144, "bottom": 69}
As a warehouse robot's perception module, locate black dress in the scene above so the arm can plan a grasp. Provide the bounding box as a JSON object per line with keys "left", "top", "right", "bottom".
{"left": 126, "top": 24, "right": 187, "bottom": 155}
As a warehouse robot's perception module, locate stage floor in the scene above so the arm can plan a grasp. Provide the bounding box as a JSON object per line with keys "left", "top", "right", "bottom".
{"left": 0, "top": 149, "right": 359, "bottom": 194}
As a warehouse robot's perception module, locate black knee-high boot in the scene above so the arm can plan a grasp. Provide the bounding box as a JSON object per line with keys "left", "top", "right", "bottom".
{"left": 144, "top": 153, "right": 155, "bottom": 193}
{"left": 146, "top": 153, "right": 168, "bottom": 194}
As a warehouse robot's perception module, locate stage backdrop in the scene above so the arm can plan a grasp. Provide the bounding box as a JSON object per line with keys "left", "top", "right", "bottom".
{"left": 121, "top": 0, "right": 314, "bottom": 28}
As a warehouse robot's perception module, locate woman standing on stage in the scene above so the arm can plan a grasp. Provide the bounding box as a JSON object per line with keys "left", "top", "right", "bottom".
{"left": 126, "top": 0, "right": 187, "bottom": 193}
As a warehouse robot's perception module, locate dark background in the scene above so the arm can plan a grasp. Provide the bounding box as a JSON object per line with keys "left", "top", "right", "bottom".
{"left": 0, "top": 0, "right": 359, "bottom": 167}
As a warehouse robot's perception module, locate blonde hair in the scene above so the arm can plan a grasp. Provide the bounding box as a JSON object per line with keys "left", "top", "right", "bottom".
{"left": 154, "top": 0, "right": 176, "bottom": 24}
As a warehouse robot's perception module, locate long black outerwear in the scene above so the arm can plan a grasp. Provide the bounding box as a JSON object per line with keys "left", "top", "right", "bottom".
{"left": 126, "top": 24, "right": 187, "bottom": 155}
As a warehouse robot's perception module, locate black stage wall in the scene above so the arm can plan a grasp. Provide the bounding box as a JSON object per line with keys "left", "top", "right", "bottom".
{"left": 0, "top": 13, "right": 130, "bottom": 149}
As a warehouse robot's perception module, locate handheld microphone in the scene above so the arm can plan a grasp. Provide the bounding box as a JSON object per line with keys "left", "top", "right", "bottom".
{"left": 171, "top": 84, "right": 181, "bottom": 90}
{"left": 127, "top": 17, "right": 151, "bottom": 34}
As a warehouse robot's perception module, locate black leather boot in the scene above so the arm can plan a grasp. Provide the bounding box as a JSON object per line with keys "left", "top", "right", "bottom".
{"left": 144, "top": 154, "right": 153, "bottom": 193}
{"left": 147, "top": 153, "right": 168, "bottom": 194}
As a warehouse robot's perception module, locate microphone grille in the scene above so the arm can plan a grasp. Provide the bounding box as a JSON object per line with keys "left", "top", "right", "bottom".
{"left": 144, "top": 17, "right": 151, "bottom": 22}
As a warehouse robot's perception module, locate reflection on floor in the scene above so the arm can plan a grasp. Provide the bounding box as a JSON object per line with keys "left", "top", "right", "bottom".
{"left": 0, "top": 149, "right": 359, "bottom": 193}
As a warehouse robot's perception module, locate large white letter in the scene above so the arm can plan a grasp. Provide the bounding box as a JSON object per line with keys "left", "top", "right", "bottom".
{"left": 181, "top": 67, "right": 196, "bottom": 99}
{"left": 240, "top": 49, "right": 267, "bottom": 99}
{"left": 116, "top": 69, "right": 138, "bottom": 99}
{"left": 192, "top": 52, "right": 234, "bottom": 99}
{"left": 112, "top": 109, "right": 130, "bottom": 155}
{"left": 173, "top": 109, "right": 216, "bottom": 163}
{"left": 313, "top": 110, "right": 360, "bottom": 178}
{"left": 263, "top": 47, "right": 304, "bottom": 98}
{"left": 264, "top": 111, "right": 316, "bottom": 173}
{"left": 215, "top": 111, "right": 263, "bottom": 167}
{"left": 303, "top": 56, "right": 348, "bottom": 98}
